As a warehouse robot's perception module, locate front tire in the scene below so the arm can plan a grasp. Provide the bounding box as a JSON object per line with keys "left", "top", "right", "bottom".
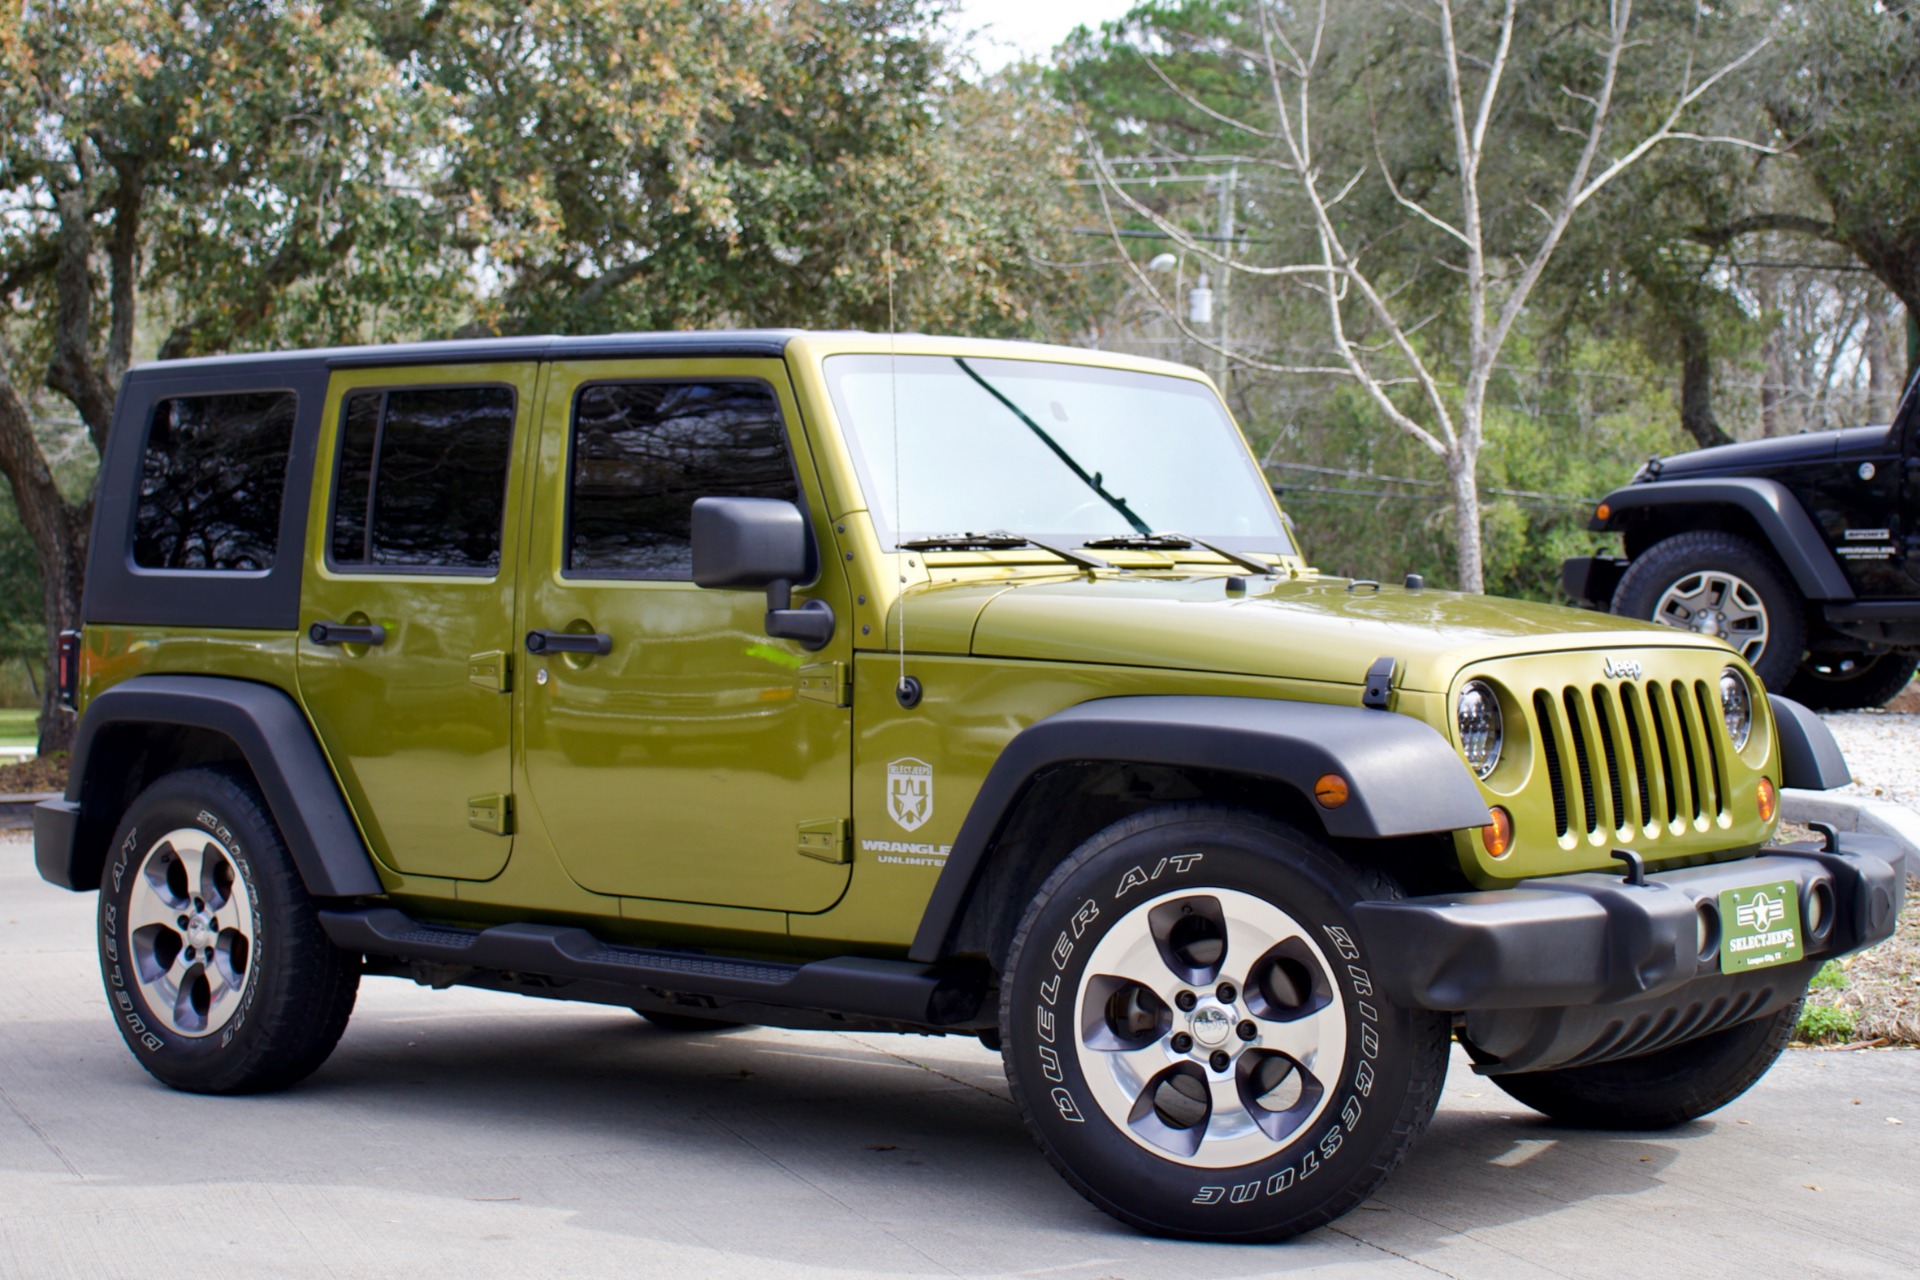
{"left": 1785, "top": 651, "right": 1917, "bottom": 711}
{"left": 97, "top": 767, "right": 359, "bottom": 1094}
{"left": 1487, "top": 997, "right": 1803, "bottom": 1129}
{"left": 1000, "top": 805, "right": 1448, "bottom": 1242}
{"left": 1612, "top": 532, "right": 1806, "bottom": 689}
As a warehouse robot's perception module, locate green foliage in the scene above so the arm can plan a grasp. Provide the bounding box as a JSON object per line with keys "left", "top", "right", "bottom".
{"left": 1809, "top": 960, "right": 1849, "bottom": 993}
{"left": 1795, "top": 1000, "right": 1856, "bottom": 1045}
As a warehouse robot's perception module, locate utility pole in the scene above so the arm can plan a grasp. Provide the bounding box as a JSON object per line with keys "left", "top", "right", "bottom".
{"left": 1214, "top": 165, "right": 1236, "bottom": 394}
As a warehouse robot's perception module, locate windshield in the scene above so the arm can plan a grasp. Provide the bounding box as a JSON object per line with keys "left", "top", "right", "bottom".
{"left": 823, "top": 355, "right": 1293, "bottom": 555}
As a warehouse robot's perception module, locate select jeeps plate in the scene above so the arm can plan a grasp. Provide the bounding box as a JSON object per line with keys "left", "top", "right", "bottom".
{"left": 1717, "top": 881, "right": 1806, "bottom": 973}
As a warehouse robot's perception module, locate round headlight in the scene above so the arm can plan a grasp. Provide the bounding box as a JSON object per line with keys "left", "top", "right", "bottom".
{"left": 1719, "top": 667, "right": 1752, "bottom": 750}
{"left": 1457, "top": 680, "right": 1503, "bottom": 780}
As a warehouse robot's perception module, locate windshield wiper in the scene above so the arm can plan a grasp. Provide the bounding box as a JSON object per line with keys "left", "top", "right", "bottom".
{"left": 1083, "top": 532, "right": 1276, "bottom": 576}
{"left": 952, "top": 358, "right": 1152, "bottom": 537}
{"left": 899, "top": 531, "right": 1112, "bottom": 571}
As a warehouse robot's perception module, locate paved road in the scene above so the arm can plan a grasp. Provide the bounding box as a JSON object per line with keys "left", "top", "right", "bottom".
{"left": 3, "top": 836, "right": 1915, "bottom": 1280}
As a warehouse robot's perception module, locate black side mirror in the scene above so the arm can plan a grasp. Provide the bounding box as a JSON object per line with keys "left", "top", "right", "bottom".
{"left": 691, "top": 496, "right": 835, "bottom": 651}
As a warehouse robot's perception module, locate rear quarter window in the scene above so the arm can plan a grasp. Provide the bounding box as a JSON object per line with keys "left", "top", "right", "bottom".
{"left": 133, "top": 392, "right": 297, "bottom": 572}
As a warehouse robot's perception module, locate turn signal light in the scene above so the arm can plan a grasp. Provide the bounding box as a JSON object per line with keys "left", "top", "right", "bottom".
{"left": 1481, "top": 807, "right": 1513, "bottom": 858}
{"left": 1757, "top": 778, "right": 1777, "bottom": 823}
{"left": 1594, "top": 502, "right": 1611, "bottom": 522}
{"left": 1314, "top": 774, "right": 1350, "bottom": 809}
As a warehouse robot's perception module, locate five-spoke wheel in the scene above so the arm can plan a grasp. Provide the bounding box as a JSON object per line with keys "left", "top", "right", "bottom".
{"left": 98, "top": 767, "right": 359, "bottom": 1094}
{"left": 1001, "top": 804, "right": 1448, "bottom": 1242}
{"left": 1074, "top": 888, "right": 1345, "bottom": 1167}
{"left": 123, "top": 828, "right": 257, "bottom": 1038}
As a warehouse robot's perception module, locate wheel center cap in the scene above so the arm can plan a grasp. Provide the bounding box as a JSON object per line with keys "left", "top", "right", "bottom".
{"left": 1189, "top": 1004, "right": 1233, "bottom": 1048}
{"left": 187, "top": 914, "right": 215, "bottom": 950}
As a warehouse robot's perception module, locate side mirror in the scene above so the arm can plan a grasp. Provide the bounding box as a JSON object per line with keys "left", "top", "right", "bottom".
{"left": 691, "top": 496, "right": 834, "bottom": 651}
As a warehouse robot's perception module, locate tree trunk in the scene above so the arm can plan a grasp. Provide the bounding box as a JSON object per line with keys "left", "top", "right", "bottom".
{"left": 1447, "top": 444, "right": 1484, "bottom": 594}
{"left": 34, "top": 528, "right": 84, "bottom": 755}
{"left": 1678, "top": 320, "right": 1733, "bottom": 449}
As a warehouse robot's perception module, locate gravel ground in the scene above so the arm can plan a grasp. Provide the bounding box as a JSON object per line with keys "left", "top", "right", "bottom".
{"left": 1800, "top": 704, "right": 1920, "bottom": 1046}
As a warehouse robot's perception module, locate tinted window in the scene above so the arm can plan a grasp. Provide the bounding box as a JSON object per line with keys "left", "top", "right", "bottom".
{"left": 568, "top": 381, "right": 798, "bottom": 578}
{"left": 133, "top": 392, "right": 295, "bottom": 571}
{"left": 330, "top": 386, "right": 516, "bottom": 572}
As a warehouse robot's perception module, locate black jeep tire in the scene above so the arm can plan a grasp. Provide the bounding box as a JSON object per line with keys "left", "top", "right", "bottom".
{"left": 635, "top": 1009, "right": 748, "bottom": 1033}
{"left": 1612, "top": 532, "right": 1806, "bottom": 690}
{"left": 97, "top": 767, "right": 359, "bottom": 1094}
{"left": 1000, "top": 805, "right": 1449, "bottom": 1242}
{"left": 1784, "top": 652, "right": 1918, "bottom": 711}
{"left": 1487, "top": 997, "right": 1803, "bottom": 1129}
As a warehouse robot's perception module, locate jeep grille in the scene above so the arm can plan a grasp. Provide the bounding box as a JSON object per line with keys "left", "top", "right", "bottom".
{"left": 1530, "top": 679, "right": 1730, "bottom": 840}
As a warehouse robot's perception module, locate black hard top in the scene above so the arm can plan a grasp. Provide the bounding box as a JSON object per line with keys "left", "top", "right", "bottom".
{"left": 126, "top": 329, "right": 805, "bottom": 381}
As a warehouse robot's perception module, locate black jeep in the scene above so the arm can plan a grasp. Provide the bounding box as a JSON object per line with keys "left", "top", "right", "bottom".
{"left": 1563, "top": 380, "right": 1920, "bottom": 709}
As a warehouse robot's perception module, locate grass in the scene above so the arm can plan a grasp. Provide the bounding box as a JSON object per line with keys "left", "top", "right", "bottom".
{"left": 0, "top": 707, "right": 36, "bottom": 749}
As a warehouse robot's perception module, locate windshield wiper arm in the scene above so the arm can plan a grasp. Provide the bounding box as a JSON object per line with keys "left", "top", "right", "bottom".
{"left": 952, "top": 358, "right": 1152, "bottom": 536}
{"left": 899, "top": 531, "right": 1112, "bottom": 571}
{"left": 1084, "top": 532, "right": 1276, "bottom": 575}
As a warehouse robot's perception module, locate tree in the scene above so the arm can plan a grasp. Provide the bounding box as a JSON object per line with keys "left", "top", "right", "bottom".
{"left": 1074, "top": 1, "right": 1773, "bottom": 591}
{"left": 1691, "top": 1, "right": 1920, "bottom": 390}
{"left": 1, "top": 1, "right": 1086, "bottom": 753}
{"left": 0, "top": 2, "right": 462, "bottom": 752}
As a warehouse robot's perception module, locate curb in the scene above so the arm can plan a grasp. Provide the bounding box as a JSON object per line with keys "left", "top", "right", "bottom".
{"left": 1781, "top": 788, "right": 1920, "bottom": 876}
{"left": 0, "top": 791, "right": 57, "bottom": 831}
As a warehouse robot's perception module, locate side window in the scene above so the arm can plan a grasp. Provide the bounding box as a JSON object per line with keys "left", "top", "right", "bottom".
{"left": 568, "top": 380, "right": 799, "bottom": 579}
{"left": 330, "top": 385, "right": 516, "bottom": 573}
{"left": 134, "top": 391, "right": 296, "bottom": 571}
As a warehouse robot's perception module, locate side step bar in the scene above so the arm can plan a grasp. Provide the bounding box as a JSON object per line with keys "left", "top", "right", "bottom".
{"left": 319, "top": 906, "right": 988, "bottom": 1030}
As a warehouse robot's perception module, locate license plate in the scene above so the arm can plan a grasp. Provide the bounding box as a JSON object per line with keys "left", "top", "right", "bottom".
{"left": 1718, "top": 881, "right": 1805, "bottom": 973}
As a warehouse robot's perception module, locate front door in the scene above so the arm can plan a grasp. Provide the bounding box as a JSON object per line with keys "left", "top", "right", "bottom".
{"left": 519, "top": 359, "right": 853, "bottom": 912}
{"left": 297, "top": 364, "right": 536, "bottom": 882}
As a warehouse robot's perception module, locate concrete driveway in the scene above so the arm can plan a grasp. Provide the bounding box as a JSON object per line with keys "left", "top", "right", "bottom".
{"left": 3, "top": 834, "right": 1914, "bottom": 1279}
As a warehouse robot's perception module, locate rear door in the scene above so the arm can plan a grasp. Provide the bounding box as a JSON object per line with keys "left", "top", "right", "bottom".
{"left": 297, "top": 363, "right": 538, "bottom": 882}
{"left": 516, "top": 358, "right": 854, "bottom": 912}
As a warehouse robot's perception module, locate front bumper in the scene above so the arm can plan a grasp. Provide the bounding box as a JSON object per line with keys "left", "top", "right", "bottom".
{"left": 1354, "top": 832, "right": 1905, "bottom": 1073}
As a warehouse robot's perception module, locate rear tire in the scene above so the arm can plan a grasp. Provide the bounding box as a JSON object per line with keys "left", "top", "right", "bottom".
{"left": 97, "top": 767, "right": 359, "bottom": 1094}
{"left": 1785, "top": 652, "right": 1917, "bottom": 711}
{"left": 1487, "top": 998, "right": 1802, "bottom": 1129}
{"left": 1612, "top": 532, "right": 1805, "bottom": 690}
{"left": 1000, "top": 804, "right": 1448, "bottom": 1242}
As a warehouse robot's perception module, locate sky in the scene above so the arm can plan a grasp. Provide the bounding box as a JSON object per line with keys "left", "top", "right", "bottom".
{"left": 949, "top": 0, "right": 1139, "bottom": 70}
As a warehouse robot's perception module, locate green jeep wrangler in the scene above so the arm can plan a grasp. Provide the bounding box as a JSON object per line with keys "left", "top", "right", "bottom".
{"left": 35, "top": 332, "right": 1905, "bottom": 1241}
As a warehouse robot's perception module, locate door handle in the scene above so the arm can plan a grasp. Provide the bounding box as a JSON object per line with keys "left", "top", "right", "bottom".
{"left": 525, "top": 629, "right": 612, "bottom": 656}
{"left": 309, "top": 620, "right": 387, "bottom": 646}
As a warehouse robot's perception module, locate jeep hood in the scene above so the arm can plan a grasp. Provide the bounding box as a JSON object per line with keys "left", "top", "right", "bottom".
{"left": 890, "top": 573, "right": 1730, "bottom": 693}
{"left": 1650, "top": 424, "right": 1892, "bottom": 479}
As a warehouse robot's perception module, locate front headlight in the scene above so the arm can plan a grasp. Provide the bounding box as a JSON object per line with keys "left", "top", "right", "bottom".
{"left": 1457, "top": 680, "right": 1503, "bottom": 779}
{"left": 1719, "top": 667, "right": 1752, "bottom": 750}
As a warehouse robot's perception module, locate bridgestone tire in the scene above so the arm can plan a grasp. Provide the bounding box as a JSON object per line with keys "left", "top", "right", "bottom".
{"left": 1488, "top": 997, "right": 1803, "bottom": 1130}
{"left": 1784, "top": 652, "right": 1918, "bottom": 712}
{"left": 97, "top": 767, "right": 359, "bottom": 1094}
{"left": 1611, "top": 532, "right": 1806, "bottom": 690}
{"left": 1000, "top": 805, "right": 1449, "bottom": 1242}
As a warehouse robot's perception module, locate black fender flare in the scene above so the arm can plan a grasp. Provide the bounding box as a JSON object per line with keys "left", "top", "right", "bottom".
{"left": 33, "top": 674, "right": 383, "bottom": 898}
{"left": 1591, "top": 477, "right": 1854, "bottom": 602}
{"left": 906, "top": 695, "right": 1493, "bottom": 963}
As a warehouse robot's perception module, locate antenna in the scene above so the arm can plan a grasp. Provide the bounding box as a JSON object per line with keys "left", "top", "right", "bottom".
{"left": 888, "top": 236, "right": 919, "bottom": 709}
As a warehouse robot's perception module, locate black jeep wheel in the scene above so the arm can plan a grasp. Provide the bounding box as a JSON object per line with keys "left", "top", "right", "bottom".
{"left": 1612, "top": 532, "right": 1806, "bottom": 689}
{"left": 1000, "top": 805, "right": 1448, "bottom": 1242}
{"left": 1784, "top": 651, "right": 1918, "bottom": 711}
{"left": 1487, "top": 997, "right": 1803, "bottom": 1129}
{"left": 97, "top": 767, "right": 359, "bottom": 1094}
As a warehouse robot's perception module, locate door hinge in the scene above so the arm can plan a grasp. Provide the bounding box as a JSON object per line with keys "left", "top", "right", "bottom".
{"left": 468, "top": 650, "right": 511, "bottom": 693}
{"left": 797, "top": 661, "right": 851, "bottom": 707}
{"left": 467, "top": 793, "right": 513, "bottom": 836}
{"left": 797, "top": 818, "right": 850, "bottom": 864}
